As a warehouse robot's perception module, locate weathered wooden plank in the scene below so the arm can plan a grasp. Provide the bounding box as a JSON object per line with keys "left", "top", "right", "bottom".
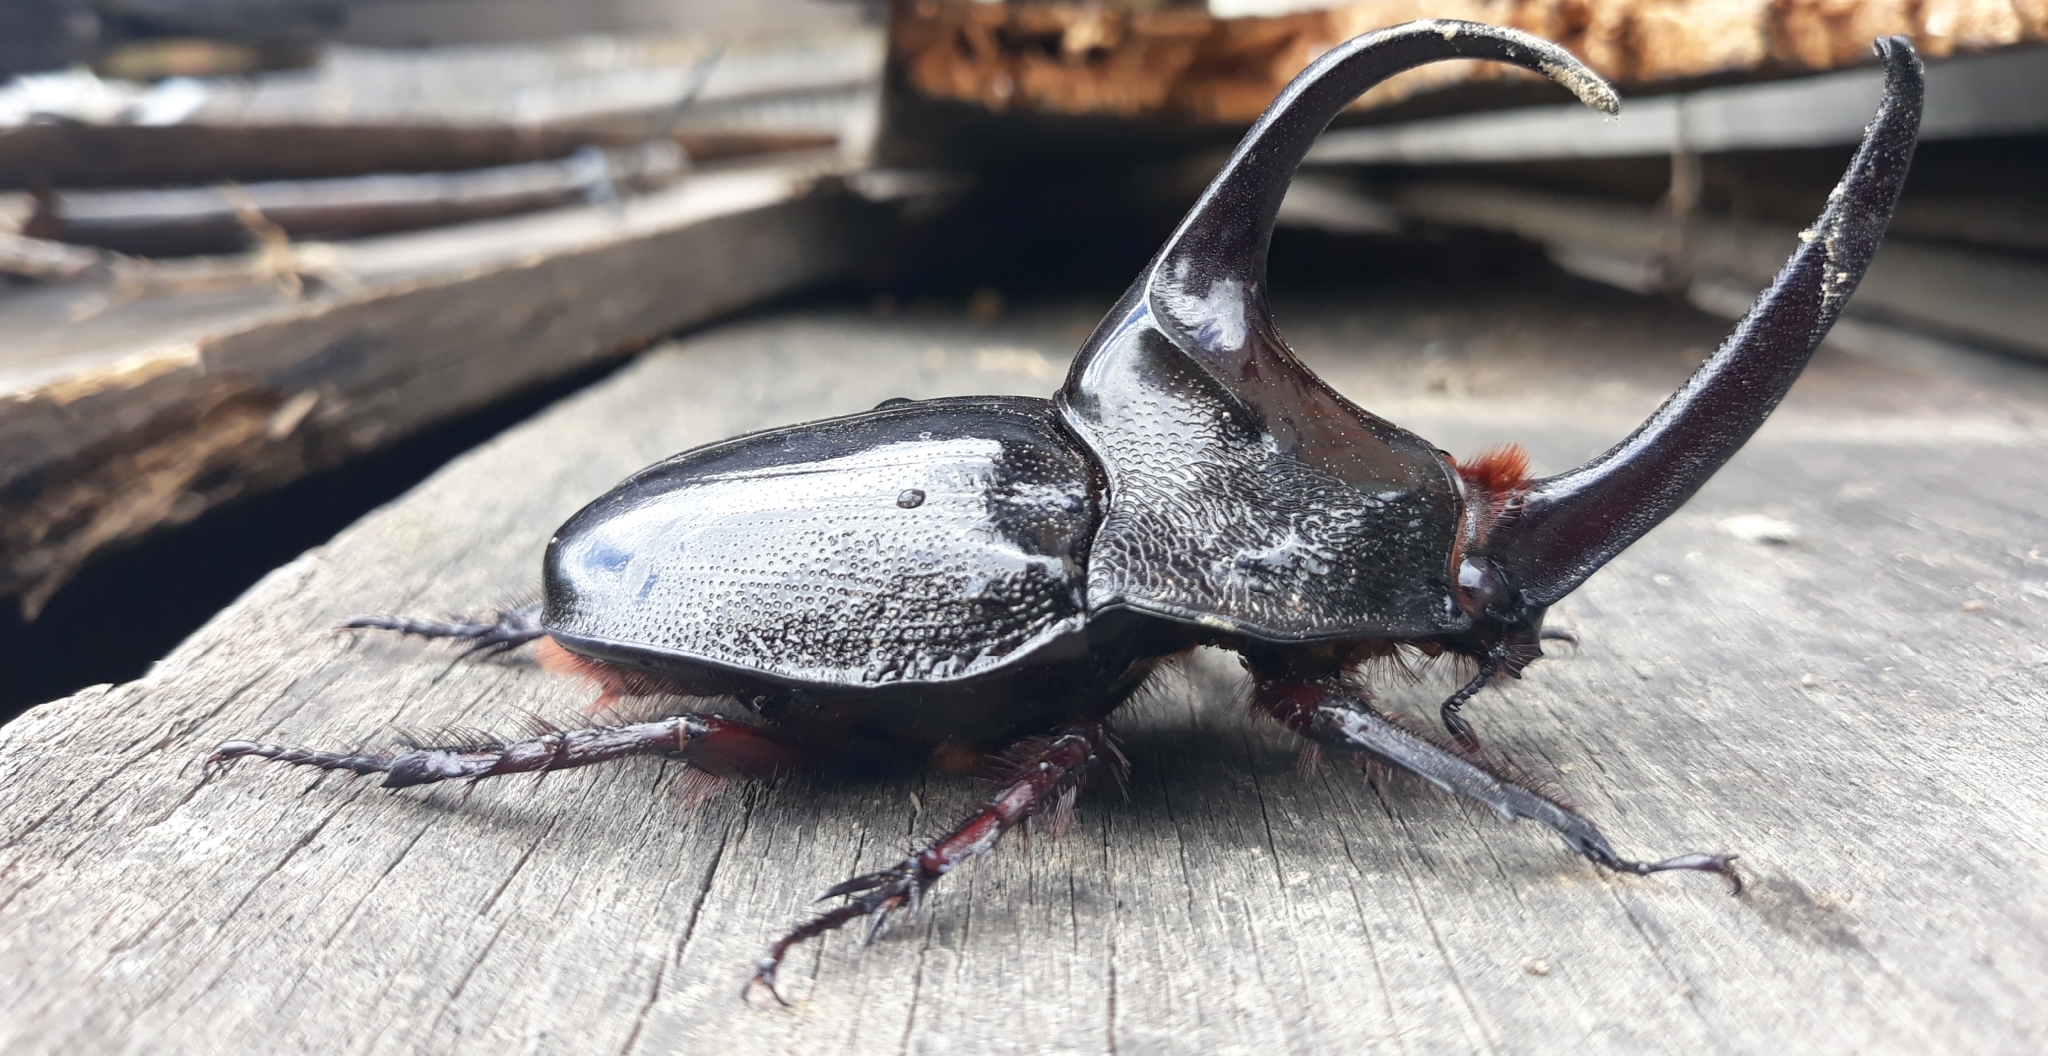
{"left": 1, "top": 279, "right": 2043, "bottom": 1053}
{"left": 1303, "top": 45, "right": 2048, "bottom": 164}
{"left": 1386, "top": 180, "right": 2048, "bottom": 359}
{"left": 23, "top": 143, "right": 688, "bottom": 257}
{"left": 0, "top": 160, "right": 890, "bottom": 617}
{"left": 0, "top": 32, "right": 877, "bottom": 189}
{"left": 0, "top": 123, "right": 841, "bottom": 191}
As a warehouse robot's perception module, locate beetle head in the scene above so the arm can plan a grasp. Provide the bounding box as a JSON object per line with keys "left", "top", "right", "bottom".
{"left": 1061, "top": 23, "right": 1920, "bottom": 652}
{"left": 1148, "top": 27, "right": 1924, "bottom": 651}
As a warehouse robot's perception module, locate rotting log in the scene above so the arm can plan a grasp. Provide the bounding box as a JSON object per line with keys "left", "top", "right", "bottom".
{"left": 2, "top": 290, "right": 2045, "bottom": 1053}
{"left": 888, "top": 0, "right": 2048, "bottom": 127}
{"left": 0, "top": 161, "right": 895, "bottom": 619}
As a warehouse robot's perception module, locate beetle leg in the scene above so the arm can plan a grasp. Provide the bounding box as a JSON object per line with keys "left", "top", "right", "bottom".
{"left": 1254, "top": 676, "right": 1740, "bottom": 893}
{"left": 1438, "top": 656, "right": 1498, "bottom": 752}
{"left": 342, "top": 601, "right": 545, "bottom": 657}
{"left": 746, "top": 722, "right": 1109, "bottom": 1005}
{"left": 210, "top": 712, "right": 796, "bottom": 789}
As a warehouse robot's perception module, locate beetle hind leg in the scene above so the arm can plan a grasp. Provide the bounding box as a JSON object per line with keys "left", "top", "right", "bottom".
{"left": 1254, "top": 673, "right": 1740, "bottom": 893}
{"left": 210, "top": 711, "right": 797, "bottom": 789}
{"left": 747, "top": 722, "right": 1112, "bottom": 1005}
{"left": 342, "top": 601, "right": 545, "bottom": 657}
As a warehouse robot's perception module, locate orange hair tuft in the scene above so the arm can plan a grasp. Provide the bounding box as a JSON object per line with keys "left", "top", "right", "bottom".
{"left": 1453, "top": 443, "right": 1532, "bottom": 496}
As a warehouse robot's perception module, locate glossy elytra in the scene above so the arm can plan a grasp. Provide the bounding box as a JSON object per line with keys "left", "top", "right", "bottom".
{"left": 214, "top": 23, "right": 1926, "bottom": 1002}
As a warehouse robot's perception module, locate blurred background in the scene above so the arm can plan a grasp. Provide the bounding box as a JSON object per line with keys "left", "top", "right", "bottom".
{"left": 2, "top": 0, "right": 2043, "bottom": 718}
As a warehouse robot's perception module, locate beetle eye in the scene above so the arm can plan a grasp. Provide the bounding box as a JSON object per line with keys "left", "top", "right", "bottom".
{"left": 1455, "top": 557, "right": 1509, "bottom": 617}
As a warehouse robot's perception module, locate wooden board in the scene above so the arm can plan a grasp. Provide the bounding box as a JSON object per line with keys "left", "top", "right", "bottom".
{"left": 1303, "top": 44, "right": 2048, "bottom": 164}
{"left": 0, "top": 31, "right": 878, "bottom": 189}
{"left": 1383, "top": 180, "right": 2048, "bottom": 359}
{"left": 0, "top": 160, "right": 889, "bottom": 618}
{"left": 3, "top": 278, "right": 2046, "bottom": 1053}
{"left": 0, "top": 124, "right": 841, "bottom": 191}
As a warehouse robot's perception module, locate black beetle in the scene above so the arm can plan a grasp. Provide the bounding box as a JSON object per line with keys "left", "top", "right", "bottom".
{"left": 214, "top": 22, "right": 1925, "bottom": 1002}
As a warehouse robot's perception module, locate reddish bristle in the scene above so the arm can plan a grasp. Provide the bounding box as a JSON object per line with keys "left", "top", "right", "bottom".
{"left": 1453, "top": 443, "right": 1532, "bottom": 496}
{"left": 929, "top": 739, "right": 985, "bottom": 775}
{"left": 535, "top": 637, "right": 694, "bottom": 711}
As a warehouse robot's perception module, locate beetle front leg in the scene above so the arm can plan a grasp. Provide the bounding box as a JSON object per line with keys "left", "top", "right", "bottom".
{"left": 1438, "top": 656, "right": 1497, "bottom": 752}
{"left": 747, "top": 722, "right": 1112, "bottom": 1004}
{"left": 210, "top": 712, "right": 797, "bottom": 788}
{"left": 342, "top": 601, "right": 545, "bottom": 656}
{"left": 1254, "top": 675, "right": 1740, "bottom": 892}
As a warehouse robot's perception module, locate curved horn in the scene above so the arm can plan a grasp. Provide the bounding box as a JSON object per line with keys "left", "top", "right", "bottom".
{"left": 1149, "top": 21, "right": 1617, "bottom": 323}
{"left": 1488, "top": 37, "right": 1924, "bottom": 610}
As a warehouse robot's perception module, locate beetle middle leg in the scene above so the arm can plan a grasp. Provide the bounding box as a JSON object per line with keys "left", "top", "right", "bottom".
{"left": 747, "top": 721, "right": 1114, "bottom": 1004}
{"left": 210, "top": 711, "right": 796, "bottom": 788}
{"left": 1253, "top": 673, "right": 1740, "bottom": 892}
{"left": 342, "top": 601, "right": 545, "bottom": 657}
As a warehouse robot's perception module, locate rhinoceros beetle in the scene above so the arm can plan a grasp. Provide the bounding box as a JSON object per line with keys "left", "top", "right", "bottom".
{"left": 214, "top": 23, "right": 1924, "bottom": 1001}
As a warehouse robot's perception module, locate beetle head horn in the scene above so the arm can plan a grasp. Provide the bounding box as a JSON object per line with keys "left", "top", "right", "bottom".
{"left": 1147, "top": 21, "right": 1619, "bottom": 333}
{"left": 1481, "top": 38, "right": 1923, "bottom": 611}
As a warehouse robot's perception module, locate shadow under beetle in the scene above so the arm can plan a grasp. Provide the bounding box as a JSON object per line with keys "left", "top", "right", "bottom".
{"left": 214, "top": 22, "right": 1926, "bottom": 1002}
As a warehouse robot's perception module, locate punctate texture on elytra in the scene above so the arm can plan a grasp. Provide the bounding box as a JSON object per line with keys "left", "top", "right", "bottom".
{"left": 545, "top": 397, "right": 1097, "bottom": 688}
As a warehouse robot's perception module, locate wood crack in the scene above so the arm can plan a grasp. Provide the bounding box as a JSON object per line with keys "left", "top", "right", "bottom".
{"left": 1389, "top": 799, "right": 1502, "bottom": 1055}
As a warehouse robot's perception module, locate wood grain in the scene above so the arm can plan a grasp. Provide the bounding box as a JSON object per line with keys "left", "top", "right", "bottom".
{"left": 2, "top": 279, "right": 2044, "bottom": 1054}
{"left": 0, "top": 124, "right": 841, "bottom": 192}
{"left": 1388, "top": 180, "right": 2048, "bottom": 359}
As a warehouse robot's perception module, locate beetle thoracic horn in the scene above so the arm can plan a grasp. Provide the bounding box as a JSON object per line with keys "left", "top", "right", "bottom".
{"left": 1151, "top": 21, "right": 1618, "bottom": 299}
{"left": 1485, "top": 37, "right": 1923, "bottom": 610}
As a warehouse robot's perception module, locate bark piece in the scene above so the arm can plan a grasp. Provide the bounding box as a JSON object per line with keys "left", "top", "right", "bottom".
{"left": 888, "top": 0, "right": 2048, "bottom": 126}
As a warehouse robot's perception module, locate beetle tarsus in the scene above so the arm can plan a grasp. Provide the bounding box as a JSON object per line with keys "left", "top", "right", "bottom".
{"left": 1618, "top": 852, "right": 1743, "bottom": 894}
{"left": 1438, "top": 657, "right": 1498, "bottom": 751}
{"left": 745, "top": 958, "right": 791, "bottom": 1006}
{"left": 750, "top": 723, "right": 1109, "bottom": 999}
{"left": 342, "top": 601, "right": 546, "bottom": 656}
{"left": 816, "top": 870, "right": 900, "bottom": 902}
{"left": 745, "top": 868, "right": 934, "bottom": 1005}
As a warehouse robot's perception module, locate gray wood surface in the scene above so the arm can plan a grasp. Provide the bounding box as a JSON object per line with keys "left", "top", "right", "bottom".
{"left": 0, "top": 32, "right": 877, "bottom": 188}
{"left": 3, "top": 277, "right": 2045, "bottom": 1054}
{"left": 1389, "top": 181, "right": 2048, "bottom": 360}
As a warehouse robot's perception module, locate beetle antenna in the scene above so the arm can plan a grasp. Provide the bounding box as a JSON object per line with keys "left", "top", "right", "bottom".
{"left": 341, "top": 601, "right": 546, "bottom": 657}
{"left": 1487, "top": 38, "right": 1923, "bottom": 609}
